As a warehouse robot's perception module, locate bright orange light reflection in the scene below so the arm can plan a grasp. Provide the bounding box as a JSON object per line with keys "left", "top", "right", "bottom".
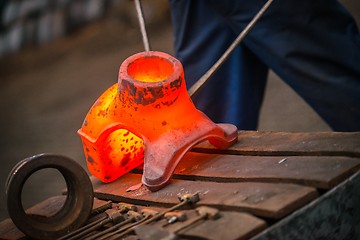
{"left": 105, "top": 129, "right": 144, "bottom": 182}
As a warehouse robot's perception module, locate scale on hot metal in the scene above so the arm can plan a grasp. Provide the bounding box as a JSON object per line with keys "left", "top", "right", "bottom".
{"left": 78, "top": 0, "right": 273, "bottom": 191}
{"left": 5, "top": 0, "right": 273, "bottom": 239}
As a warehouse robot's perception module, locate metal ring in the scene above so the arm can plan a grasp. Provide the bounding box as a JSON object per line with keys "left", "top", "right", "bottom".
{"left": 6, "top": 154, "right": 94, "bottom": 239}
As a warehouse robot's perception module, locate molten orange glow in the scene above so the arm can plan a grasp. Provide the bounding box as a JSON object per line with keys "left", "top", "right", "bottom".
{"left": 104, "top": 129, "right": 144, "bottom": 182}
{"left": 77, "top": 84, "right": 146, "bottom": 183}
{"left": 128, "top": 56, "right": 174, "bottom": 83}
{"left": 78, "top": 51, "right": 237, "bottom": 189}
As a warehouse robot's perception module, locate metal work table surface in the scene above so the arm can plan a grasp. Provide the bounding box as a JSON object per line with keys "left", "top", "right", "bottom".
{"left": 1, "top": 131, "right": 359, "bottom": 240}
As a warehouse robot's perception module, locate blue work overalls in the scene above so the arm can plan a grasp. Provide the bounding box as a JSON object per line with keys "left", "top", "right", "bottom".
{"left": 169, "top": 0, "right": 360, "bottom": 131}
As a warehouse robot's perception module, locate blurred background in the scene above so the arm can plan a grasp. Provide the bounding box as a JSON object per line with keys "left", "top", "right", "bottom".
{"left": 0, "top": 0, "right": 359, "bottom": 221}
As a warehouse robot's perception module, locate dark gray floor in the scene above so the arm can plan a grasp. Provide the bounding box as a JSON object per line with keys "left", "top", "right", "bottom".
{"left": 0, "top": 1, "right": 358, "bottom": 222}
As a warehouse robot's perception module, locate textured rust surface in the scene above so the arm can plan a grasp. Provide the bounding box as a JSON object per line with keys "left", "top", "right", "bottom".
{"left": 92, "top": 174, "right": 318, "bottom": 219}
{"left": 168, "top": 152, "right": 360, "bottom": 189}
{"left": 78, "top": 51, "right": 238, "bottom": 189}
{"left": 192, "top": 131, "right": 360, "bottom": 157}
{"left": 171, "top": 211, "right": 267, "bottom": 240}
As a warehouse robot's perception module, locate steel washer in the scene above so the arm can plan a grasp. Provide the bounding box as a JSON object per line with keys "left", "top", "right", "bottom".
{"left": 6, "top": 153, "right": 94, "bottom": 240}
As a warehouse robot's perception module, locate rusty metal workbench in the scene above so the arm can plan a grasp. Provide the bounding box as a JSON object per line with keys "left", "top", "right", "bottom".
{"left": 1, "top": 131, "right": 359, "bottom": 239}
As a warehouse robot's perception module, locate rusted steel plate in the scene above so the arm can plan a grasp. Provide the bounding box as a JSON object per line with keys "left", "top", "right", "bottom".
{"left": 26, "top": 195, "right": 67, "bottom": 217}
{"left": 192, "top": 131, "right": 360, "bottom": 157}
{"left": 142, "top": 208, "right": 267, "bottom": 240}
{"left": 92, "top": 174, "right": 318, "bottom": 219}
{"left": 251, "top": 171, "right": 360, "bottom": 240}
{"left": 171, "top": 211, "right": 267, "bottom": 240}
{"left": 168, "top": 152, "right": 360, "bottom": 189}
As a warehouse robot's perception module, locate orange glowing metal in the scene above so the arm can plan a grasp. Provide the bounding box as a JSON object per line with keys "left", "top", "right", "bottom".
{"left": 78, "top": 51, "right": 238, "bottom": 191}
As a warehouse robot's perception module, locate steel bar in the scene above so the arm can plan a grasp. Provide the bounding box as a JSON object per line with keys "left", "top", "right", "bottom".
{"left": 188, "top": 0, "right": 274, "bottom": 97}
{"left": 90, "top": 201, "right": 113, "bottom": 216}
{"left": 65, "top": 218, "right": 112, "bottom": 240}
{"left": 61, "top": 209, "right": 124, "bottom": 240}
{"left": 85, "top": 218, "right": 134, "bottom": 240}
{"left": 58, "top": 216, "right": 107, "bottom": 240}
{"left": 96, "top": 215, "right": 152, "bottom": 240}
{"left": 134, "top": 0, "right": 150, "bottom": 51}
{"left": 85, "top": 211, "right": 142, "bottom": 240}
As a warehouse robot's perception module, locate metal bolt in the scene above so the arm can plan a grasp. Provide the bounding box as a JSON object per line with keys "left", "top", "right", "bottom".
{"left": 96, "top": 209, "right": 155, "bottom": 240}
{"left": 173, "top": 206, "right": 220, "bottom": 234}
{"left": 91, "top": 201, "right": 113, "bottom": 216}
{"left": 89, "top": 210, "right": 146, "bottom": 240}
{"left": 116, "top": 202, "right": 138, "bottom": 213}
{"left": 164, "top": 211, "right": 187, "bottom": 224}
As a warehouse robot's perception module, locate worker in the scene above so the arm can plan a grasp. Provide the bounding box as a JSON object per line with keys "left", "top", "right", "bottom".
{"left": 168, "top": 0, "right": 360, "bottom": 131}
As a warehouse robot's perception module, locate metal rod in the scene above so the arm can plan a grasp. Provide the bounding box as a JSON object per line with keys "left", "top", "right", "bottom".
{"left": 85, "top": 217, "right": 135, "bottom": 240}
{"left": 98, "top": 215, "right": 151, "bottom": 240}
{"left": 188, "top": 0, "right": 274, "bottom": 97}
{"left": 134, "top": 0, "right": 150, "bottom": 51}
{"left": 66, "top": 218, "right": 112, "bottom": 240}
{"left": 58, "top": 216, "right": 107, "bottom": 240}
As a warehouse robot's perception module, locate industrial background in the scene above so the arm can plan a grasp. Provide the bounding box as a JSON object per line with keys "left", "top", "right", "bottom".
{"left": 0, "top": 0, "right": 359, "bottom": 221}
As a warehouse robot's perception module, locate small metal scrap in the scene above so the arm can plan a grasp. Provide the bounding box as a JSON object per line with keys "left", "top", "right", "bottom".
{"left": 278, "top": 158, "right": 288, "bottom": 164}
{"left": 164, "top": 211, "right": 188, "bottom": 224}
{"left": 126, "top": 182, "right": 143, "bottom": 192}
{"left": 178, "top": 192, "right": 200, "bottom": 204}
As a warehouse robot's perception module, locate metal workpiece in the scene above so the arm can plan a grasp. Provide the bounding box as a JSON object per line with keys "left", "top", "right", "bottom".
{"left": 78, "top": 51, "right": 238, "bottom": 190}
{"left": 5, "top": 154, "right": 94, "bottom": 240}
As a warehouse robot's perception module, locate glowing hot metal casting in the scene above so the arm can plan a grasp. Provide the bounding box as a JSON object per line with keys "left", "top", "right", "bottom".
{"left": 78, "top": 51, "right": 238, "bottom": 191}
